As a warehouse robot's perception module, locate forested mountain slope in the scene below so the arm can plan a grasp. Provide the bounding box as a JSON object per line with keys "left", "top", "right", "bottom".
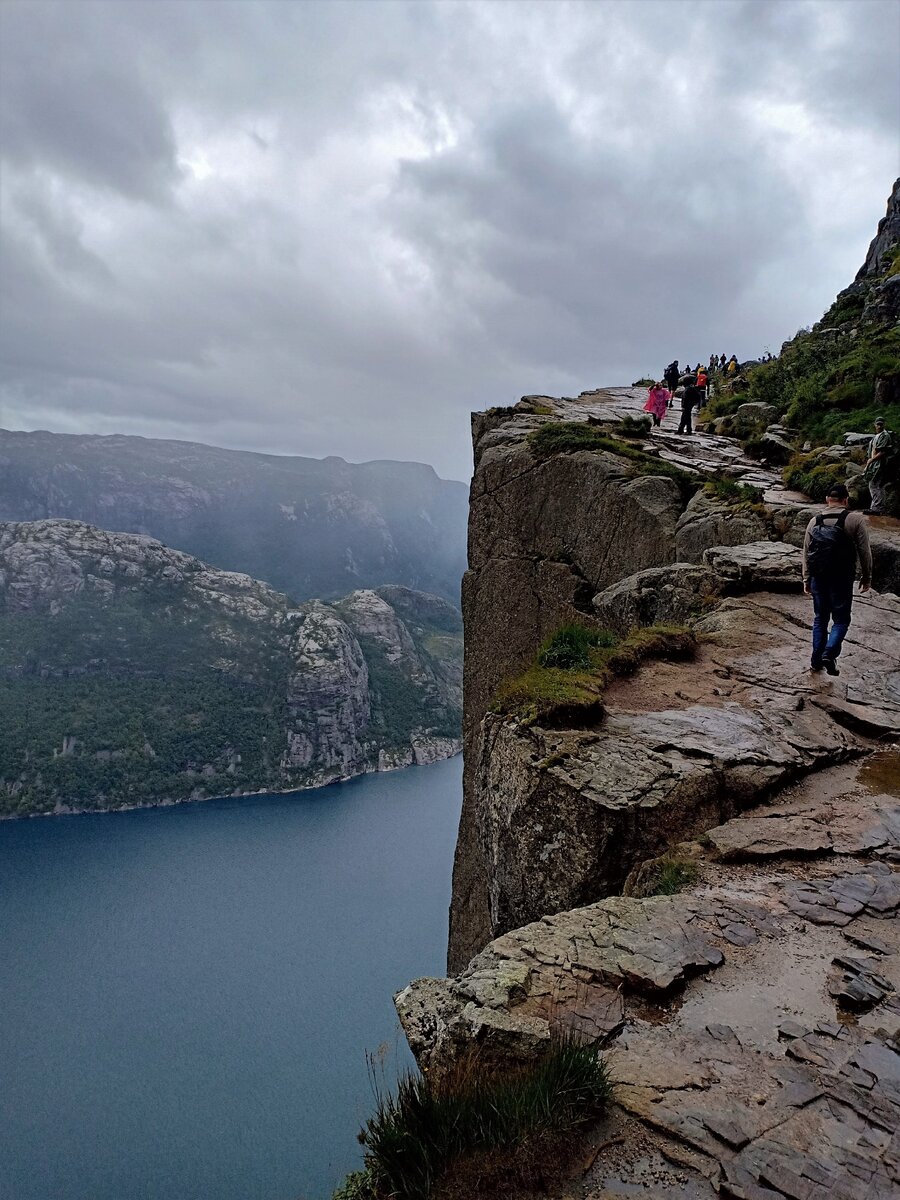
{"left": 0, "top": 520, "right": 462, "bottom": 817}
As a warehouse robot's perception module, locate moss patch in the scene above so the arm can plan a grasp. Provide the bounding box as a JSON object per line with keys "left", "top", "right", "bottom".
{"left": 704, "top": 478, "right": 765, "bottom": 507}
{"left": 526, "top": 421, "right": 702, "bottom": 504}
{"left": 781, "top": 453, "right": 869, "bottom": 504}
{"left": 493, "top": 624, "right": 696, "bottom": 726}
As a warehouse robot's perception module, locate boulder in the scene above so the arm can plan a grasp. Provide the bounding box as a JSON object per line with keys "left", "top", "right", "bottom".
{"left": 745, "top": 430, "right": 794, "bottom": 465}
{"left": 675, "top": 492, "right": 770, "bottom": 564}
{"left": 591, "top": 563, "right": 717, "bottom": 634}
{"left": 702, "top": 541, "right": 802, "bottom": 591}
{"left": 731, "top": 402, "right": 779, "bottom": 436}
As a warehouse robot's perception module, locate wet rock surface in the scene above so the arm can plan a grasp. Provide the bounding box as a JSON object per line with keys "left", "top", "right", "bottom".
{"left": 701, "top": 541, "right": 802, "bottom": 591}
{"left": 452, "top": 384, "right": 900, "bottom": 971}
{"left": 467, "top": 582, "right": 898, "bottom": 946}
{"left": 441, "top": 382, "right": 899, "bottom": 1197}
{"left": 402, "top": 752, "right": 900, "bottom": 1200}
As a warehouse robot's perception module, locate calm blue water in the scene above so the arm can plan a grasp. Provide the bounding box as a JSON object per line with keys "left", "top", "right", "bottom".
{"left": 0, "top": 757, "right": 462, "bottom": 1200}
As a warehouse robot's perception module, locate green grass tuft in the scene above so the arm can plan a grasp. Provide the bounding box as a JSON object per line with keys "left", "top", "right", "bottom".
{"left": 538, "top": 624, "right": 616, "bottom": 670}
{"left": 704, "top": 478, "right": 765, "bottom": 507}
{"left": 651, "top": 858, "right": 699, "bottom": 895}
{"left": 494, "top": 624, "right": 696, "bottom": 726}
{"left": 614, "top": 415, "right": 652, "bottom": 439}
{"left": 356, "top": 1037, "right": 612, "bottom": 1200}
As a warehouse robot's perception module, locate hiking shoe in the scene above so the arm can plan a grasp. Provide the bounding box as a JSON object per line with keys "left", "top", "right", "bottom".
{"left": 822, "top": 657, "right": 839, "bottom": 676}
{"left": 809, "top": 661, "right": 823, "bottom": 673}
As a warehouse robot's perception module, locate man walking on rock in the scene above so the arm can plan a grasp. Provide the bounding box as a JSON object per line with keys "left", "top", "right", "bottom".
{"left": 677, "top": 374, "right": 700, "bottom": 435}
{"left": 802, "top": 483, "right": 872, "bottom": 676}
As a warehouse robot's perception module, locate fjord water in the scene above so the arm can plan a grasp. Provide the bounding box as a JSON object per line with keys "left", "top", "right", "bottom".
{"left": 0, "top": 757, "right": 462, "bottom": 1200}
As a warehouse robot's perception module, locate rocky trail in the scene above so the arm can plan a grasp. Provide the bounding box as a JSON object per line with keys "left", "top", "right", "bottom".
{"left": 400, "top": 387, "right": 900, "bottom": 1200}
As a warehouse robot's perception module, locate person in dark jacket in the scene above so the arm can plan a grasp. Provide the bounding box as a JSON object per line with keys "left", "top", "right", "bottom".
{"left": 677, "top": 375, "right": 700, "bottom": 435}
{"left": 664, "top": 361, "right": 680, "bottom": 407}
{"left": 801, "top": 483, "right": 872, "bottom": 675}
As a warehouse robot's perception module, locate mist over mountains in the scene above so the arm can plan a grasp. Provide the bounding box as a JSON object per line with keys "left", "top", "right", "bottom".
{"left": 0, "top": 429, "right": 468, "bottom": 605}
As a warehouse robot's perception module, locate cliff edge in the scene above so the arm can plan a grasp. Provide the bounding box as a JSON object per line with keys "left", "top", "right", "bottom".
{"left": 402, "top": 389, "right": 899, "bottom": 1199}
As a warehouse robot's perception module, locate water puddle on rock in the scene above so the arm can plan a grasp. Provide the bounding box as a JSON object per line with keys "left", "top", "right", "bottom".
{"left": 857, "top": 751, "right": 900, "bottom": 797}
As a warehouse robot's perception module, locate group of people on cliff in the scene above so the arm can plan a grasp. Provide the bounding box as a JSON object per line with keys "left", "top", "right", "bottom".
{"left": 643, "top": 357, "right": 733, "bottom": 436}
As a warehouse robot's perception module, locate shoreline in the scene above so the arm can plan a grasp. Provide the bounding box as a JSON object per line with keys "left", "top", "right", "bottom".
{"left": 0, "top": 740, "right": 462, "bottom": 822}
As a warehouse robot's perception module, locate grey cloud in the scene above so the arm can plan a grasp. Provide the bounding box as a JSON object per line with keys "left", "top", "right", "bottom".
{"left": 0, "top": 3, "right": 181, "bottom": 202}
{"left": 0, "top": 0, "right": 897, "bottom": 480}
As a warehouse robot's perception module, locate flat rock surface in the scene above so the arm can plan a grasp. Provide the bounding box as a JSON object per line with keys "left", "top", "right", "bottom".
{"left": 702, "top": 540, "right": 802, "bottom": 589}
{"left": 403, "top": 751, "right": 900, "bottom": 1199}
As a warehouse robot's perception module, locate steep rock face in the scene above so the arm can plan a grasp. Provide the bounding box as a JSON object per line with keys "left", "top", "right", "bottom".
{"left": 465, "top": 580, "right": 900, "bottom": 949}
{"left": 0, "top": 520, "right": 462, "bottom": 816}
{"left": 0, "top": 429, "right": 468, "bottom": 604}
{"left": 450, "top": 385, "right": 900, "bottom": 971}
{"left": 855, "top": 176, "right": 900, "bottom": 281}
{"left": 450, "top": 396, "right": 689, "bottom": 970}
{"left": 281, "top": 603, "right": 371, "bottom": 778}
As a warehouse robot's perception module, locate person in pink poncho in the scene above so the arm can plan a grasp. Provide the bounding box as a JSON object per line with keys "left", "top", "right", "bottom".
{"left": 643, "top": 381, "right": 670, "bottom": 427}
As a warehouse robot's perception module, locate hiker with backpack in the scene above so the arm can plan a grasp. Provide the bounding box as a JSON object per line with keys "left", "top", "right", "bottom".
{"left": 677, "top": 374, "right": 701, "bottom": 436}
{"left": 664, "top": 361, "right": 680, "bottom": 405}
{"left": 864, "top": 416, "right": 895, "bottom": 515}
{"left": 696, "top": 366, "right": 709, "bottom": 401}
{"left": 802, "top": 483, "right": 872, "bottom": 676}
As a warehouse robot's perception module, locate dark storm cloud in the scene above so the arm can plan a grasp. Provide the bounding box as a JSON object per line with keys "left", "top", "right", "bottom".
{"left": 0, "top": 0, "right": 897, "bottom": 479}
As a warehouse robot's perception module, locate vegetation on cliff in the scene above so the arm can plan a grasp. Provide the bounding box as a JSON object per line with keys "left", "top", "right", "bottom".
{"left": 334, "top": 1039, "right": 611, "bottom": 1200}
{"left": 703, "top": 180, "right": 900, "bottom": 510}
{"left": 0, "top": 522, "right": 462, "bottom": 817}
{"left": 492, "top": 622, "right": 696, "bottom": 726}
{"left": 526, "top": 421, "right": 701, "bottom": 502}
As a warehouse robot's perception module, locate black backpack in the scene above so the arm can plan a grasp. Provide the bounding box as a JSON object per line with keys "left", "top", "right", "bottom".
{"left": 806, "top": 509, "right": 855, "bottom": 577}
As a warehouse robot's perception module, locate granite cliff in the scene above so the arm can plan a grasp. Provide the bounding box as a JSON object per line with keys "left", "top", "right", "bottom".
{"left": 0, "top": 520, "right": 461, "bottom": 817}
{"left": 0, "top": 430, "right": 468, "bottom": 604}
{"left": 394, "top": 385, "right": 900, "bottom": 1199}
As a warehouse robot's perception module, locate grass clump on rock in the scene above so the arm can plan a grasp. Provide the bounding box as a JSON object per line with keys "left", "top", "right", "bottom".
{"left": 649, "top": 857, "right": 699, "bottom": 896}
{"left": 538, "top": 623, "right": 616, "bottom": 669}
{"left": 494, "top": 623, "right": 696, "bottom": 726}
{"left": 782, "top": 453, "right": 866, "bottom": 504}
{"left": 625, "top": 854, "right": 700, "bottom": 898}
{"left": 703, "top": 478, "right": 765, "bottom": 507}
{"left": 526, "top": 421, "right": 701, "bottom": 504}
{"left": 337, "top": 1038, "right": 612, "bottom": 1200}
{"left": 613, "top": 415, "right": 652, "bottom": 439}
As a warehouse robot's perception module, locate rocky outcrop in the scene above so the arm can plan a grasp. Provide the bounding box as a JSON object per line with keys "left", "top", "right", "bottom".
{"left": 592, "top": 563, "right": 717, "bottom": 634}
{"left": 0, "top": 520, "right": 462, "bottom": 816}
{"left": 675, "top": 491, "right": 771, "bottom": 564}
{"left": 400, "top": 747, "right": 900, "bottom": 1199}
{"left": 855, "top": 176, "right": 900, "bottom": 281}
{"left": 450, "top": 396, "right": 690, "bottom": 970}
{"left": 281, "top": 603, "right": 371, "bottom": 777}
{"left": 700, "top": 540, "right": 802, "bottom": 590}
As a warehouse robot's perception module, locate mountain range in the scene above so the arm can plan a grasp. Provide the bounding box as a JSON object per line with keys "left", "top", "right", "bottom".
{"left": 0, "top": 430, "right": 468, "bottom": 604}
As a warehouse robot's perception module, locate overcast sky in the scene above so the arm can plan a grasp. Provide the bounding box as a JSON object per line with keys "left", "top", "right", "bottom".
{"left": 1, "top": 0, "right": 897, "bottom": 480}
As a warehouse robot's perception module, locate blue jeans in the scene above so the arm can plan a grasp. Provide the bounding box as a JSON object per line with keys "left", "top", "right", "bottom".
{"left": 810, "top": 574, "right": 854, "bottom": 664}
